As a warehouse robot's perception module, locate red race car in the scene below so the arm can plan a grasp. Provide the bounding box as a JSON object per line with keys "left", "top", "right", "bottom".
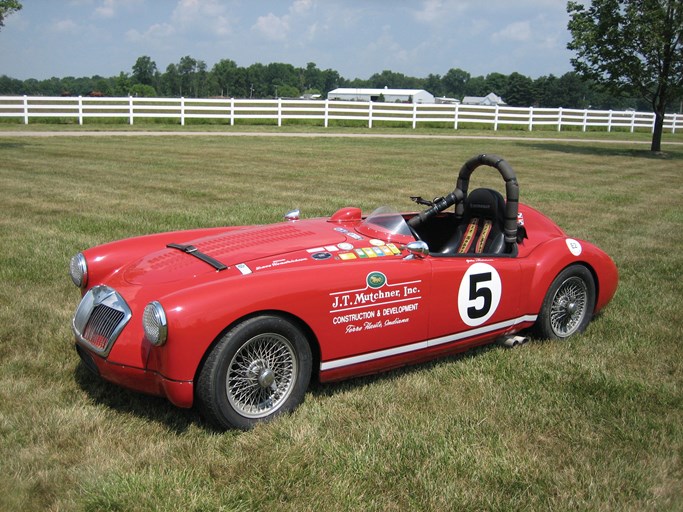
{"left": 69, "top": 154, "right": 618, "bottom": 430}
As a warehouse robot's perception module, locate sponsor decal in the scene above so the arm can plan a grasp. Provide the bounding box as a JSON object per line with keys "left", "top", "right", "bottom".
{"left": 367, "top": 271, "right": 387, "bottom": 288}
{"left": 355, "top": 249, "right": 368, "bottom": 258}
{"left": 517, "top": 212, "right": 525, "bottom": 226}
{"left": 334, "top": 227, "right": 349, "bottom": 233}
{"left": 387, "top": 243, "right": 401, "bottom": 255}
{"left": 566, "top": 238, "right": 582, "bottom": 256}
{"left": 338, "top": 242, "right": 354, "bottom": 251}
{"left": 255, "top": 257, "right": 307, "bottom": 271}
{"left": 339, "top": 252, "right": 357, "bottom": 260}
{"left": 362, "top": 248, "right": 377, "bottom": 258}
{"left": 369, "top": 239, "right": 384, "bottom": 246}
{"left": 235, "top": 263, "right": 252, "bottom": 275}
{"left": 325, "top": 245, "right": 339, "bottom": 252}
{"left": 307, "top": 247, "right": 324, "bottom": 253}
{"left": 312, "top": 252, "right": 332, "bottom": 260}
{"left": 348, "top": 232, "right": 364, "bottom": 241}
{"left": 330, "top": 272, "right": 422, "bottom": 333}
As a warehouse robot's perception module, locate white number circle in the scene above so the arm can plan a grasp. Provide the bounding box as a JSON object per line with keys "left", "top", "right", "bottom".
{"left": 458, "top": 263, "right": 502, "bottom": 326}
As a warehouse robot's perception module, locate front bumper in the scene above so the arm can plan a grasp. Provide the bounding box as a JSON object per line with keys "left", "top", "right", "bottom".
{"left": 75, "top": 344, "right": 194, "bottom": 408}
{"left": 73, "top": 285, "right": 194, "bottom": 408}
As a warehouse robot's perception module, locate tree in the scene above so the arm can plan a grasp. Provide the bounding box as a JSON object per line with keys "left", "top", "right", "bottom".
{"left": 0, "top": 0, "right": 21, "bottom": 30}
{"left": 131, "top": 56, "right": 158, "bottom": 87}
{"left": 567, "top": 0, "right": 683, "bottom": 151}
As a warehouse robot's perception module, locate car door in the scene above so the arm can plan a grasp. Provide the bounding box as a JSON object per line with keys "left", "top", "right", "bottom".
{"left": 426, "top": 255, "right": 522, "bottom": 345}
{"left": 321, "top": 257, "right": 432, "bottom": 362}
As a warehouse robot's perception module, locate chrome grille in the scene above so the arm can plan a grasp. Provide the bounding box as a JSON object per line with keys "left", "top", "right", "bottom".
{"left": 83, "top": 305, "right": 126, "bottom": 350}
{"left": 73, "top": 285, "right": 131, "bottom": 356}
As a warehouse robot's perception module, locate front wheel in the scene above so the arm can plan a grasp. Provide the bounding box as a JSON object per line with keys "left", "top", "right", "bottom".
{"left": 535, "top": 265, "right": 596, "bottom": 340}
{"left": 196, "top": 315, "right": 312, "bottom": 430}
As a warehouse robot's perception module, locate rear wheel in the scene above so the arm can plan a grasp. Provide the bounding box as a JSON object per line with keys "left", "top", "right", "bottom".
{"left": 536, "top": 265, "right": 595, "bottom": 340}
{"left": 196, "top": 315, "right": 312, "bottom": 430}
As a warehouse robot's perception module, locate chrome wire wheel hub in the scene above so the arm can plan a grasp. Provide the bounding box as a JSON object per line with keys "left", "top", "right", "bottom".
{"left": 226, "top": 333, "right": 297, "bottom": 419}
{"left": 550, "top": 276, "right": 588, "bottom": 337}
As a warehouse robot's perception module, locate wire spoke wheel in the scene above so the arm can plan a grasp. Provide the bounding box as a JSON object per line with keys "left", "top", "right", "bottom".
{"left": 549, "top": 276, "right": 588, "bottom": 337}
{"left": 536, "top": 265, "right": 596, "bottom": 341}
{"left": 226, "top": 333, "right": 297, "bottom": 419}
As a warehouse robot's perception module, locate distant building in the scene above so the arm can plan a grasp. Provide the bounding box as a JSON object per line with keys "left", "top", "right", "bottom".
{"left": 462, "top": 92, "right": 506, "bottom": 106}
{"left": 435, "top": 96, "right": 461, "bottom": 105}
{"left": 327, "top": 87, "right": 435, "bottom": 104}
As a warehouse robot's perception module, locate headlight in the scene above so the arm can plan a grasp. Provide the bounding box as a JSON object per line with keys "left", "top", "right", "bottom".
{"left": 143, "top": 301, "right": 168, "bottom": 346}
{"left": 69, "top": 253, "right": 88, "bottom": 288}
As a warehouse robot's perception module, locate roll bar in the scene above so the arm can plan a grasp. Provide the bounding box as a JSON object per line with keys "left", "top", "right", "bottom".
{"left": 408, "top": 154, "right": 519, "bottom": 246}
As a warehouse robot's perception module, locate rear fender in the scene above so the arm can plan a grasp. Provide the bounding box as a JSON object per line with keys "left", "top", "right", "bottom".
{"left": 522, "top": 236, "right": 618, "bottom": 316}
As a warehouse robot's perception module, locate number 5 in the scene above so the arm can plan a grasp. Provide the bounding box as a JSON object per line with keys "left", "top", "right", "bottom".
{"left": 458, "top": 263, "right": 502, "bottom": 327}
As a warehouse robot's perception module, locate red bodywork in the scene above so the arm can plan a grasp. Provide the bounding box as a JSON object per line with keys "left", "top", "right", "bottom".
{"left": 72, "top": 204, "right": 618, "bottom": 409}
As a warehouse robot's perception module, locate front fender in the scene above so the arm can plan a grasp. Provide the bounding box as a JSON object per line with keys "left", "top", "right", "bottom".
{"left": 145, "top": 266, "right": 334, "bottom": 382}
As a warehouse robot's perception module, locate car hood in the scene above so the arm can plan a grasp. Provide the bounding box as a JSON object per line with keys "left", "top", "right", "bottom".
{"left": 123, "top": 221, "right": 346, "bottom": 285}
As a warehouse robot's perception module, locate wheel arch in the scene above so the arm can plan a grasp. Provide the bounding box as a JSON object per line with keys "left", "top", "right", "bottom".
{"left": 192, "top": 308, "right": 322, "bottom": 390}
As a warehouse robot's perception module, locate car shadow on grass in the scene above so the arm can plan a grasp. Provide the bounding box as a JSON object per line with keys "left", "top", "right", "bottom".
{"left": 74, "top": 342, "right": 507, "bottom": 433}
{"left": 74, "top": 362, "right": 204, "bottom": 434}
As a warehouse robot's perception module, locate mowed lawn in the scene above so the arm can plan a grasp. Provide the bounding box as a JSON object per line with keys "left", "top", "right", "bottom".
{"left": 1, "top": 131, "right": 681, "bottom": 511}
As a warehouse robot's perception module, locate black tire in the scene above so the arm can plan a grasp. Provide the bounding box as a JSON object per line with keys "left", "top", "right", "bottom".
{"left": 535, "top": 265, "right": 596, "bottom": 340}
{"left": 196, "top": 315, "right": 312, "bottom": 430}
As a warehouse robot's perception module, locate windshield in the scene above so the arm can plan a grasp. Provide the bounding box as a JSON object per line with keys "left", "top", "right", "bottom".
{"left": 357, "top": 206, "right": 416, "bottom": 243}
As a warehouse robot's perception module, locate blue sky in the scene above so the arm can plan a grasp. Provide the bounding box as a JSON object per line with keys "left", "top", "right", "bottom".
{"left": 0, "top": 0, "right": 577, "bottom": 81}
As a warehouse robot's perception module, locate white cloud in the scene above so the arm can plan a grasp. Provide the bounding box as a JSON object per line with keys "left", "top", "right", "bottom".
{"left": 125, "top": 23, "right": 175, "bottom": 43}
{"left": 95, "top": 0, "right": 115, "bottom": 18}
{"left": 253, "top": 12, "right": 290, "bottom": 41}
{"left": 492, "top": 20, "right": 532, "bottom": 42}
{"left": 171, "top": 0, "right": 233, "bottom": 36}
{"left": 51, "top": 19, "right": 79, "bottom": 33}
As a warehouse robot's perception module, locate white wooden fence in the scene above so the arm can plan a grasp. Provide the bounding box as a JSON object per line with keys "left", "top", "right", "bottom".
{"left": 0, "top": 95, "right": 680, "bottom": 133}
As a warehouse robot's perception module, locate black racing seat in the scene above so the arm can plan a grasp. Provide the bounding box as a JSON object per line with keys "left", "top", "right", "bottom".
{"left": 439, "top": 188, "right": 507, "bottom": 255}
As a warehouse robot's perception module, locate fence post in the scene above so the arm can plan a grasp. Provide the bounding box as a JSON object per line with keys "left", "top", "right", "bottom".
{"left": 673, "top": 113, "right": 678, "bottom": 134}
{"left": 128, "top": 96, "right": 134, "bottom": 125}
{"left": 277, "top": 98, "right": 282, "bottom": 127}
{"left": 368, "top": 102, "right": 373, "bottom": 128}
{"left": 557, "top": 107, "right": 562, "bottom": 132}
{"left": 494, "top": 104, "right": 499, "bottom": 131}
{"left": 607, "top": 110, "right": 613, "bottom": 132}
{"left": 453, "top": 103, "right": 459, "bottom": 130}
{"left": 23, "top": 95, "right": 28, "bottom": 124}
{"left": 324, "top": 99, "right": 329, "bottom": 128}
{"left": 230, "top": 97, "right": 235, "bottom": 126}
{"left": 180, "top": 97, "right": 185, "bottom": 126}
{"left": 78, "top": 96, "right": 83, "bottom": 125}
{"left": 630, "top": 110, "right": 635, "bottom": 133}
{"left": 582, "top": 109, "right": 588, "bottom": 132}
{"left": 528, "top": 106, "right": 533, "bottom": 131}
{"left": 412, "top": 103, "right": 417, "bottom": 129}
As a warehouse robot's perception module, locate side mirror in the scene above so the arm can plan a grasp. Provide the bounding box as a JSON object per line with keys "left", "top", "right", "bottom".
{"left": 404, "top": 241, "right": 429, "bottom": 259}
{"left": 284, "top": 209, "right": 300, "bottom": 221}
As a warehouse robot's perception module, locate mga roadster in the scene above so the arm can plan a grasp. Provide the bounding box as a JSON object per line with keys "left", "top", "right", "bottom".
{"left": 70, "top": 154, "right": 618, "bottom": 430}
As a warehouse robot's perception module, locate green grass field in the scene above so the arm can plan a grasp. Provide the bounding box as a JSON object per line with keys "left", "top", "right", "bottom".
{"left": 1, "top": 129, "right": 682, "bottom": 511}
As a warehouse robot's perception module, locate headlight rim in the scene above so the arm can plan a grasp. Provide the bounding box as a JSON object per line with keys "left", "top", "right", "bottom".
{"left": 143, "top": 301, "right": 168, "bottom": 347}
{"left": 69, "top": 253, "right": 88, "bottom": 288}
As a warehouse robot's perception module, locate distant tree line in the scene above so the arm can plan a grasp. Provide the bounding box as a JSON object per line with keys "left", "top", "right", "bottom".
{"left": 0, "top": 55, "right": 662, "bottom": 111}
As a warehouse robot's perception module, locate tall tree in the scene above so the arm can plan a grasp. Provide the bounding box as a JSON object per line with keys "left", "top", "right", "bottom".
{"left": 131, "top": 56, "right": 158, "bottom": 87}
{"left": 567, "top": 0, "right": 683, "bottom": 151}
{"left": 0, "top": 0, "right": 21, "bottom": 30}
